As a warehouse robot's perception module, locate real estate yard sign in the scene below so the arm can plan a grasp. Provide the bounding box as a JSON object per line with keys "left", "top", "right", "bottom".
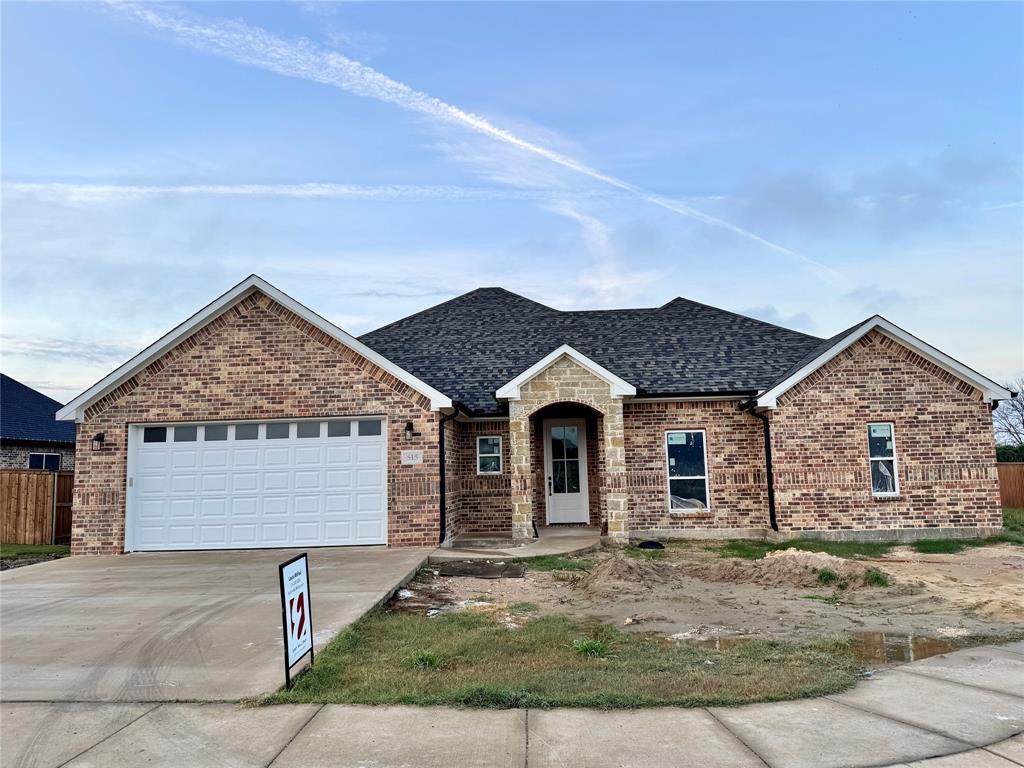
{"left": 279, "top": 553, "right": 313, "bottom": 688}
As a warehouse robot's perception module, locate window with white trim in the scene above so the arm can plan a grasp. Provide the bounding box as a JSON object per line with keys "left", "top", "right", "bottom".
{"left": 477, "top": 436, "right": 502, "bottom": 475}
{"left": 28, "top": 453, "right": 60, "bottom": 471}
{"left": 868, "top": 423, "right": 899, "bottom": 496}
{"left": 666, "top": 430, "right": 709, "bottom": 510}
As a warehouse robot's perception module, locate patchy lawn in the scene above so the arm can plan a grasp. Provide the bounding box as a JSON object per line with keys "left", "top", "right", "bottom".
{"left": 0, "top": 544, "right": 70, "bottom": 570}
{"left": 265, "top": 610, "right": 860, "bottom": 708}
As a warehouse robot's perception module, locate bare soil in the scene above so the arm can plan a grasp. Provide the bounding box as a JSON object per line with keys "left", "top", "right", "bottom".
{"left": 407, "top": 542, "right": 1024, "bottom": 643}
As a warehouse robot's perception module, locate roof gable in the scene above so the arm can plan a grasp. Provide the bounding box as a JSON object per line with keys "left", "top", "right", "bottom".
{"left": 0, "top": 374, "right": 76, "bottom": 444}
{"left": 753, "top": 316, "right": 1012, "bottom": 408}
{"left": 56, "top": 276, "right": 453, "bottom": 421}
{"left": 495, "top": 345, "right": 637, "bottom": 401}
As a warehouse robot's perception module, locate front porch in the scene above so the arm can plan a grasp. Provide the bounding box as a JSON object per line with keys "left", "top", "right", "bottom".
{"left": 431, "top": 524, "right": 601, "bottom": 562}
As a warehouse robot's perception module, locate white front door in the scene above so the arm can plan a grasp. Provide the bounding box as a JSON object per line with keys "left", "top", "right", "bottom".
{"left": 543, "top": 418, "right": 589, "bottom": 524}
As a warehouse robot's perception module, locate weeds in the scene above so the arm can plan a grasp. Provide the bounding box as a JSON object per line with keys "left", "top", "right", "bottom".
{"left": 862, "top": 568, "right": 891, "bottom": 588}
{"left": 570, "top": 637, "right": 612, "bottom": 657}
{"left": 407, "top": 650, "right": 446, "bottom": 670}
{"left": 515, "top": 554, "right": 594, "bottom": 572}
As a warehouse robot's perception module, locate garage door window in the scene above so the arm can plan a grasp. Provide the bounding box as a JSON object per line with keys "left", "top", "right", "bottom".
{"left": 204, "top": 425, "right": 228, "bottom": 441}
{"left": 328, "top": 420, "right": 351, "bottom": 437}
{"left": 358, "top": 420, "right": 382, "bottom": 436}
{"left": 297, "top": 422, "right": 321, "bottom": 439}
{"left": 143, "top": 427, "right": 167, "bottom": 443}
{"left": 235, "top": 424, "right": 259, "bottom": 440}
{"left": 173, "top": 426, "right": 197, "bottom": 442}
{"left": 266, "top": 423, "right": 291, "bottom": 439}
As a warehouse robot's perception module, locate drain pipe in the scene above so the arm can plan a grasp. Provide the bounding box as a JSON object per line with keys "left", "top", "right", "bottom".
{"left": 438, "top": 409, "right": 460, "bottom": 545}
{"left": 741, "top": 401, "right": 779, "bottom": 532}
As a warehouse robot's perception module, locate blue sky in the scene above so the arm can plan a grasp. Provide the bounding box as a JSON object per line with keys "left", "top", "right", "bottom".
{"left": 2, "top": 1, "right": 1022, "bottom": 402}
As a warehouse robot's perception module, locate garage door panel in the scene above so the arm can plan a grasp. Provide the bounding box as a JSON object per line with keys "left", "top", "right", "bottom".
{"left": 129, "top": 419, "right": 388, "bottom": 551}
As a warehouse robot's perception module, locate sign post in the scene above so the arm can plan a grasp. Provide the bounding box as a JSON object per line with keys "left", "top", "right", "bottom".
{"left": 278, "top": 553, "right": 313, "bottom": 689}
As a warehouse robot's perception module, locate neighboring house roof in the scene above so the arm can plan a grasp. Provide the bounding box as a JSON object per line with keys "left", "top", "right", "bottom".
{"left": 56, "top": 275, "right": 453, "bottom": 422}
{"left": 359, "top": 288, "right": 826, "bottom": 414}
{"left": 0, "top": 374, "right": 76, "bottom": 445}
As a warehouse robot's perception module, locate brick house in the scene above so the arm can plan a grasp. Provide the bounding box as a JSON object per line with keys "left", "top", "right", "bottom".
{"left": 57, "top": 275, "right": 1011, "bottom": 555}
{"left": 1, "top": 374, "right": 76, "bottom": 472}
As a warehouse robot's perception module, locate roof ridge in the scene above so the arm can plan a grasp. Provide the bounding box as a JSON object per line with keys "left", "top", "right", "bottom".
{"left": 657, "top": 296, "right": 823, "bottom": 341}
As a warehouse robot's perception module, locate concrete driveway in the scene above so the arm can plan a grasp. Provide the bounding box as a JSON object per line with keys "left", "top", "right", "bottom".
{"left": 0, "top": 547, "right": 428, "bottom": 702}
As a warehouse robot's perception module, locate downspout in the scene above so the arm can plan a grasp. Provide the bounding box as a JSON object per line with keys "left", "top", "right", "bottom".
{"left": 438, "top": 409, "right": 460, "bottom": 545}
{"left": 741, "top": 400, "right": 779, "bottom": 532}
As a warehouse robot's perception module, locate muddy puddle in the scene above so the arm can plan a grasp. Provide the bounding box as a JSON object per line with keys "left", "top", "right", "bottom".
{"left": 684, "top": 631, "right": 961, "bottom": 665}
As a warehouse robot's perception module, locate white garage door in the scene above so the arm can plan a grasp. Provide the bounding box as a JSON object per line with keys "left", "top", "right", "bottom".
{"left": 127, "top": 418, "right": 387, "bottom": 551}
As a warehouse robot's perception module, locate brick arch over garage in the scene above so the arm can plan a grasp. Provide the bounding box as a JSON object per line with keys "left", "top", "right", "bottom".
{"left": 505, "top": 356, "right": 628, "bottom": 541}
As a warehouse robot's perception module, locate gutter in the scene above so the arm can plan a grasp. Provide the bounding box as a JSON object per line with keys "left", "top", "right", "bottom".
{"left": 739, "top": 400, "right": 779, "bottom": 532}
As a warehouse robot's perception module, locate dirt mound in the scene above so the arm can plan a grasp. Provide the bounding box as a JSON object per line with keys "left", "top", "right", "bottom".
{"left": 576, "top": 554, "right": 673, "bottom": 595}
{"left": 690, "top": 548, "right": 886, "bottom": 590}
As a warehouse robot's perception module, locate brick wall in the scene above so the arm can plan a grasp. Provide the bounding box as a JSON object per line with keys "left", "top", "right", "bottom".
{"left": 623, "top": 400, "right": 768, "bottom": 532}
{"left": 446, "top": 420, "right": 512, "bottom": 534}
{"left": 770, "top": 330, "right": 1001, "bottom": 532}
{"left": 72, "top": 290, "right": 440, "bottom": 554}
{"left": 0, "top": 443, "right": 75, "bottom": 471}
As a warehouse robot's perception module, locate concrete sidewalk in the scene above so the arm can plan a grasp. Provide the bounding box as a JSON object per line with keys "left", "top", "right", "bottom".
{"left": 2, "top": 643, "right": 1022, "bottom": 768}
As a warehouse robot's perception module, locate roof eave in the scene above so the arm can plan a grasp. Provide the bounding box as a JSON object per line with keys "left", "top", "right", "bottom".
{"left": 56, "top": 275, "right": 453, "bottom": 422}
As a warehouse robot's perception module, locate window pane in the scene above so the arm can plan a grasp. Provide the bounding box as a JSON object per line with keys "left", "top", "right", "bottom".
{"left": 563, "top": 427, "right": 578, "bottom": 459}
{"left": 143, "top": 427, "right": 167, "bottom": 443}
{"left": 552, "top": 461, "right": 566, "bottom": 493}
{"left": 667, "top": 432, "right": 705, "bottom": 477}
{"left": 28, "top": 454, "right": 43, "bottom": 469}
{"left": 566, "top": 460, "right": 580, "bottom": 493}
{"left": 234, "top": 424, "right": 259, "bottom": 440}
{"left": 478, "top": 437, "right": 500, "bottom": 456}
{"left": 669, "top": 478, "right": 708, "bottom": 509}
{"left": 868, "top": 424, "right": 894, "bottom": 459}
{"left": 204, "top": 425, "right": 228, "bottom": 441}
{"left": 550, "top": 427, "right": 565, "bottom": 460}
{"left": 266, "top": 423, "right": 290, "bottom": 439}
{"left": 871, "top": 460, "right": 897, "bottom": 494}
{"left": 173, "top": 426, "right": 197, "bottom": 442}
{"left": 478, "top": 456, "right": 501, "bottom": 474}
{"left": 327, "top": 420, "right": 351, "bottom": 437}
{"left": 44, "top": 454, "right": 60, "bottom": 471}
{"left": 297, "top": 422, "right": 321, "bottom": 439}
{"left": 358, "top": 420, "right": 382, "bottom": 436}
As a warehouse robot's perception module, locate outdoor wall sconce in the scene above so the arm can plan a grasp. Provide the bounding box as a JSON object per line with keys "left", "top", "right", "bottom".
{"left": 404, "top": 421, "right": 421, "bottom": 440}
{"left": 91, "top": 432, "right": 106, "bottom": 451}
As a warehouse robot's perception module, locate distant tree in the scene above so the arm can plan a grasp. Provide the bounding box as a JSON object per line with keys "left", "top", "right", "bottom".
{"left": 993, "top": 377, "right": 1024, "bottom": 454}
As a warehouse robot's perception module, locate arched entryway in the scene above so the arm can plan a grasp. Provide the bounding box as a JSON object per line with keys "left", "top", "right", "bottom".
{"left": 529, "top": 402, "right": 605, "bottom": 529}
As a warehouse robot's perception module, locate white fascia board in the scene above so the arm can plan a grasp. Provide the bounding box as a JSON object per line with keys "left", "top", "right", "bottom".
{"left": 495, "top": 344, "right": 636, "bottom": 401}
{"left": 754, "top": 316, "right": 1012, "bottom": 409}
{"left": 56, "top": 275, "right": 452, "bottom": 422}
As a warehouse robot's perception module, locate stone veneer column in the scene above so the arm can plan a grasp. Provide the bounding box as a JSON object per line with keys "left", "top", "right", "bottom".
{"left": 603, "top": 400, "right": 629, "bottom": 543}
{"left": 508, "top": 401, "right": 534, "bottom": 540}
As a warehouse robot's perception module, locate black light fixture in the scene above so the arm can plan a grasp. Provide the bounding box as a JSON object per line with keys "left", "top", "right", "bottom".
{"left": 91, "top": 432, "right": 106, "bottom": 451}
{"left": 404, "top": 421, "right": 421, "bottom": 440}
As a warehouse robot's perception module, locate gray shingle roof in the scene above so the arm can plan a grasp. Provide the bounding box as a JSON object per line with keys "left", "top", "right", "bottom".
{"left": 0, "top": 374, "right": 76, "bottom": 444}
{"left": 359, "top": 288, "right": 825, "bottom": 415}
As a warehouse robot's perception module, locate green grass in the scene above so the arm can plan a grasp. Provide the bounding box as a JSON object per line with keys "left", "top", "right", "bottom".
{"left": 264, "top": 610, "right": 860, "bottom": 709}
{"left": 815, "top": 567, "right": 840, "bottom": 585}
{"left": 716, "top": 539, "right": 896, "bottom": 561}
{"left": 0, "top": 544, "right": 69, "bottom": 559}
{"left": 623, "top": 545, "right": 667, "bottom": 560}
{"left": 514, "top": 554, "right": 595, "bottom": 572}
{"left": 570, "top": 637, "right": 612, "bottom": 657}
{"left": 909, "top": 509, "right": 1024, "bottom": 554}
{"left": 862, "top": 568, "right": 891, "bottom": 588}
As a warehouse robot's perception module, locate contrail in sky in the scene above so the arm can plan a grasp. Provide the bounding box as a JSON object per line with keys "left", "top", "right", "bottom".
{"left": 108, "top": 2, "right": 840, "bottom": 282}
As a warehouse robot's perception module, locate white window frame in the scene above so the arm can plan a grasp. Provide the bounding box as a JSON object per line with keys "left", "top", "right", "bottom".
{"left": 665, "top": 429, "right": 711, "bottom": 513}
{"left": 476, "top": 435, "right": 503, "bottom": 475}
{"left": 27, "top": 452, "right": 61, "bottom": 471}
{"left": 867, "top": 422, "right": 900, "bottom": 497}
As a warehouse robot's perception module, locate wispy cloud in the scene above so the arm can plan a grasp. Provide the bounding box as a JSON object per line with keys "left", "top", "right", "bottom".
{"left": 106, "top": 2, "right": 839, "bottom": 282}
{"left": 2, "top": 334, "right": 138, "bottom": 364}
{"left": 4, "top": 181, "right": 595, "bottom": 204}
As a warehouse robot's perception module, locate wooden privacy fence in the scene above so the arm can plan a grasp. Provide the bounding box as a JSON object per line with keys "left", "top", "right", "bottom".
{"left": 1, "top": 470, "right": 74, "bottom": 545}
{"left": 998, "top": 463, "right": 1024, "bottom": 508}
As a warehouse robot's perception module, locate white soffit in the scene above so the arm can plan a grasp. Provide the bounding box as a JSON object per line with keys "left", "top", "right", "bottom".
{"left": 754, "top": 316, "right": 1012, "bottom": 409}
{"left": 495, "top": 344, "right": 637, "bottom": 401}
{"left": 56, "top": 275, "right": 453, "bottom": 421}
